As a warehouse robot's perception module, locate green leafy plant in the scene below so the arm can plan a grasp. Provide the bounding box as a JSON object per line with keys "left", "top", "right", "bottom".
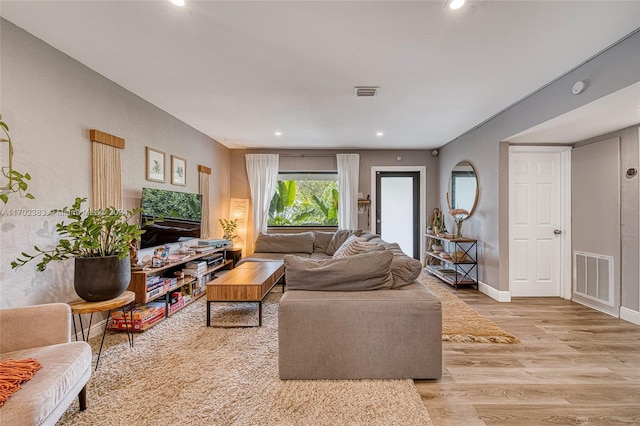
{"left": 311, "top": 188, "right": 338, "bottom": 225}
{"left": 0, "top": 114, "right": 33, "bottom": 204}
{"left": 219, "top": 218, "right": 239, "bottom": 241}
{"left": 11, "top": 197, "right": 145, "bottom": 272}
{"left": 269, "top": 180, "right": 296, "bottom": 219}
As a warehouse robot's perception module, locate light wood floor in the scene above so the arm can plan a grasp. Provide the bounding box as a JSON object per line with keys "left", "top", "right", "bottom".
{"left": 415, "top": 284, "right": 640, "bottom": 425}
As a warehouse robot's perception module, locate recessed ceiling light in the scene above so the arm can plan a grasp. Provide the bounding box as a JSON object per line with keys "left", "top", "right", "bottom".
{"left": 449, "top": 0, "right": 465, "bottom": 10}
{"left": 376, "top": 132, "right": 384, "bottom": 137}
{"left": 170, "top": 0, "right": 185, "bottom": 6}
{"left": 274, "top": 131, "right": 282, "bottom": 136}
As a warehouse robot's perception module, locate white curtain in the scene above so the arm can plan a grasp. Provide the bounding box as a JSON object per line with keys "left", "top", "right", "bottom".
{"left": 337, "top": 153, "right": 359, "bottom": 230}
{"left": 245, "top": 154, "right": 279, "bottom": 247}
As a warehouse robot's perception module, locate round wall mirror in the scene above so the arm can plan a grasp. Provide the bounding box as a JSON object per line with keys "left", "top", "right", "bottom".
{"left": 447, "top": 160, "right": 478, "bottom": 216}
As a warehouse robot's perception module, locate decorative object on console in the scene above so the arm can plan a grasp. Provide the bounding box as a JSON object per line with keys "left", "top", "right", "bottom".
{"left": 171, "top": 155, "right": 186, "bottom": 186}
{"left": 11, "top": 197, "right": 145, "bottom": 302}
{"left": 449, "top": 208, "right": 469, "bottom": 239}
{"left": 430, "top": 207, "right": 445, "bottom": 236}
{"left": 145, "top": 146, "right": 165, "bottom": 183}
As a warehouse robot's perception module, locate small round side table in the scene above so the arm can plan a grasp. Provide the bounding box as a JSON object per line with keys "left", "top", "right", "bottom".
{"left": 68, "top": 291, "right": 135, "bottom": 370}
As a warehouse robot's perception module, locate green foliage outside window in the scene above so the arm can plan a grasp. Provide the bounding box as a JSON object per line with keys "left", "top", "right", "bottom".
{"left": 268, "top": 179, "right": 338, "bottom": 226}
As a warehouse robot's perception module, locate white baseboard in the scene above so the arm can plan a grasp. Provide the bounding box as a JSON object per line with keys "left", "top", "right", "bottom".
{"left": 478, "top": 281, "right": 511, "bottom": 302}
{"left": 620, "top": 307, "right": 640, "bottom": 326}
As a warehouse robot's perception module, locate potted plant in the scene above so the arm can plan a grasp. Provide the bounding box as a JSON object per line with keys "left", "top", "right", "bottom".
{"left": 219, "top": 218, "right": 239, "bottom": 247}
{"left": 0, "top": 114, "right": 33, "bottom": 204}
{"left": 11, "top": 197, "right": 145, "bottom": 302}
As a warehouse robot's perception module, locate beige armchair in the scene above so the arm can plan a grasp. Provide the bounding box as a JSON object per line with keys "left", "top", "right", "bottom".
{"left": 0, "top": 303, "right": 92, "bottom": 426}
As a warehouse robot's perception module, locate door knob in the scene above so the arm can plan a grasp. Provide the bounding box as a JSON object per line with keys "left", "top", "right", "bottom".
{"left": 554, "top": 229, "right": 562, "bottom": 235}
{"left": 376, "top": 219, "right": 381, "bottom": 224}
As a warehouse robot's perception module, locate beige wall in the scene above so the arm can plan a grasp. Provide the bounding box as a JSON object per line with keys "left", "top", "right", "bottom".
{"left": 0, "top": 20, "right": 230, "bottom": 308}
{"left": 230, "top": 148, "right": 438, "bottom": 232}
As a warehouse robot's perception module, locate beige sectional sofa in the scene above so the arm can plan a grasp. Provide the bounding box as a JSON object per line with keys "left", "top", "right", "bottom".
{"left": 0, "top": 303, "right": 92, "bottom": 426}
{"left": 242, "top": 230, "right": 442, "bottom": 380}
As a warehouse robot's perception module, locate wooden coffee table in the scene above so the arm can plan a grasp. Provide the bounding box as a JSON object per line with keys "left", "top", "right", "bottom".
{"left": 206, "top": 261, "right": 285, "bottom": 327}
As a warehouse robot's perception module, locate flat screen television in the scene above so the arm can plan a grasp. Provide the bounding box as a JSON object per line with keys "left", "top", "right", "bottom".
{"left": 140, "top": 188, "right": 202, "bottom": 249}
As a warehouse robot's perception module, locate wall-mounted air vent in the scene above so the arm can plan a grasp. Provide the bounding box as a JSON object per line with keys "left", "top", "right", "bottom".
{"left": 354, "top": 86, "right": 379, "bottom": 97}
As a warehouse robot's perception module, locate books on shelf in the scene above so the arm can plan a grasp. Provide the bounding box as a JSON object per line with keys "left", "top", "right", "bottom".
{"left": 146, "top": 275, "right": 162, "bottom": 287}
{"left": 145, "top": 277, "right": 179, "bottom": 299}
{"left": 109, "top": 302, "right": 167, "bottom": 331}
{"left": 183, "top": 261, "right": 207, "bottom": 276}
{"left": 427, "top": 265, "right": 457, "bottom": 274}
{"left": 169, "top": 298, "right": 185, "bottom": 315}
{"left": 146, "top": 286, "right": 164, "bottom": 299}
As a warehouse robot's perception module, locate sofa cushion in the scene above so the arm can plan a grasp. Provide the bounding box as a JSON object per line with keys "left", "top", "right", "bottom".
{"left": 0, "top": 342, "right": 92, "bottom": 426}
{"left": 325, "top": 229, "right": 362, "bottom": 255}
{"left": 254, "top": 232, "right": 314, "bottom": 254}
{"left": 383, "top": 243, "right": 423, "bottom": 288}
{"left": 313, "top": 231, "right": 334, "bottom": 253}
{"left": 358, "top": 231, "right": 379, "bottom": 241}
{"left": 284, "top": 250, "right": 393, "bottom": 291}
{"left": 238, "top": 252, "right": 311, "bottom": 265}
{"left": 309, "top": 252, "right": 332, "bottom": 260}
{"left": 332, "top": 235, "right": 384, "bottom": 259}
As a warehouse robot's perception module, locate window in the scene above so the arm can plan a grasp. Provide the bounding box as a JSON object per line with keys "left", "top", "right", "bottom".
{"left": 268, "top": 172, "right": 338, "bottom": 226}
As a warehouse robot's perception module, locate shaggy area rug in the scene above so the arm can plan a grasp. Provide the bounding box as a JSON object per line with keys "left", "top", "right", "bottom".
{"left": 419, "top": 273, "right": 520, "bottom": 344}
{"left": 58, "top": 289, "right": 432, "bottom": 425}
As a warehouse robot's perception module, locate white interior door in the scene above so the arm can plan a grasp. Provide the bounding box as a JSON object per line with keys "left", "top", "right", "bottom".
{"left": 509, "top": 147, "right": 570, "bottom": 297}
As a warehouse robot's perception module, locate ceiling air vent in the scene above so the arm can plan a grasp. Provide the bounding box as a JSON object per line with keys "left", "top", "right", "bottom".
{"left": 354, "top": 86, "right": 379, "bottom": 97}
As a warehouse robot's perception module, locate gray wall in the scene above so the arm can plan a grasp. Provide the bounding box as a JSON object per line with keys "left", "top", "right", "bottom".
{"left": 440, "top": 30, "right": 640, "bottom": 291}
{"left": 574, "top": 126, "right": 640, "bottom": 312}
{"left": 230, "top": 148, "right": 438, "bottom": 232}
{"left": 572, "top": 137, "right": 621, "bottom": 314}
{"left": 0, "top": 19, "right": 231, "bottom": 308}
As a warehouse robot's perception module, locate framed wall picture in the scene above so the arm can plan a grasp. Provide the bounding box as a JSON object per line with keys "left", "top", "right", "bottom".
{"left": 146, "top": 147, "right": 165, "bottom": 183}
{"left": 171, "top": 155, "right": 187, "bottom": 186}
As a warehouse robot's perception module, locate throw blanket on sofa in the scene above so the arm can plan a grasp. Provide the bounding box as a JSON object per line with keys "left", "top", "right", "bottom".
{"left": 0, "top": 358, "right": 42, "bottom": 406}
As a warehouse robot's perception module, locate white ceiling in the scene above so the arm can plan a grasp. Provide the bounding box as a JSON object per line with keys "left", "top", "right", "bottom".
{"left": 2, "top": 1, "right": 640, "bottom": 150}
